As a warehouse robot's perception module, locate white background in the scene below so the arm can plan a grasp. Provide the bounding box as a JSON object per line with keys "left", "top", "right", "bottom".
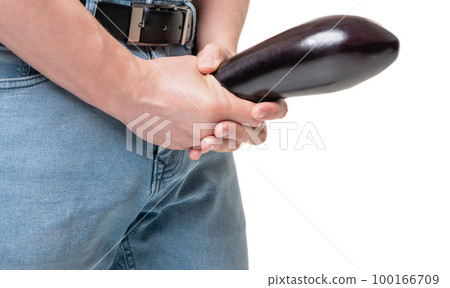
{"left": 235, "top": 0, "right": 450, "bottom": 280}
{"left": 4, "top": 0, "right": 449, "bottom": 287}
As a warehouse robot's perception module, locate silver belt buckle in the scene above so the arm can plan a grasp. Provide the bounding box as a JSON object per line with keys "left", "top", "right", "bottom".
{"left": 127, "top": 3, "right": 192, "bottom": 46}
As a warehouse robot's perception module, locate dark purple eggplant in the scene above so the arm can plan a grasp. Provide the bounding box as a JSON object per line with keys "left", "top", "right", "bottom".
{"left": 214, "top": 15, "right": 399, "bottom": 102}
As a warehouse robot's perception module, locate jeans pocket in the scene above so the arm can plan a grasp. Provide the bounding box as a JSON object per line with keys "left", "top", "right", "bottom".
{"left": 0, "top": 74, "right": 48, "bottom": 91}
{"left": 0, "top": 46, "right": 48, "bottom": 91}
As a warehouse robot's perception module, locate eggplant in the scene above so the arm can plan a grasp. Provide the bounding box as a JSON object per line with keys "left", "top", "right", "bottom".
{"left": 214, "top": 15, "right": 400, "bottom": 102}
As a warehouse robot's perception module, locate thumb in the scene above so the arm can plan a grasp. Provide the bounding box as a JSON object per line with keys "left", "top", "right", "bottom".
{"left": 197, "top": 43, "right": 225, "bottom": 75}
{"left": 226, "top": 90, "right": 263, "bottom": 127}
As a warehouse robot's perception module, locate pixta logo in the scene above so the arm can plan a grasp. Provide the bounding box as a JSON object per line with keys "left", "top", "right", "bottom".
{"left": 126, "top": 113, "right": 326, "bottom": 158}
{"left": 126, "top": 113, "right": 172, "bottom": 159}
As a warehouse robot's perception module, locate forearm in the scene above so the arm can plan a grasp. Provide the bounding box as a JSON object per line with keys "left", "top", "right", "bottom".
{"left": 0, "top": 0, "right": 138, "bottom": 119}
{"left": 193, "top": 0, "right": 250, "bottom": 54}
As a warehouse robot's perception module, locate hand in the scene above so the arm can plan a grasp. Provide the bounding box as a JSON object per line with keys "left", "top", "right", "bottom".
{"left": 118, "top": 55, "right": 262, "bottom": 158}
{"left": 190, "top": 43, "right": 289, "bottom": 160}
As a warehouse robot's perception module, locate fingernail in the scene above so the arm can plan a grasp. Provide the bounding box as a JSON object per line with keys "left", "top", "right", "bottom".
{"left": 254, "top": 110, "right": 267, "bottom": 119}
{"left": 201, "top": 58, "right": 215, "bottom": 69}
{"left": 209, "top": 145, "right": 216, "bottom": 151}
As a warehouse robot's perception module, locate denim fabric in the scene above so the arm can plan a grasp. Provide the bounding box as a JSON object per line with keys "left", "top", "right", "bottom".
{"left": 0, "top": 2, "right": 248, "bottom": 270}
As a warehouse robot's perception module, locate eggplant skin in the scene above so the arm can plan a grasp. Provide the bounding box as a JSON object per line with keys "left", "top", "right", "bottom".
{"left": 214, "top": 15, "right": 400, "bottom": 102}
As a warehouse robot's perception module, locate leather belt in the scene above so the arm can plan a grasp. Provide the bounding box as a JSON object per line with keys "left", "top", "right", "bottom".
{"left": 80, "top": 1, "right": 193, "bottom": 46}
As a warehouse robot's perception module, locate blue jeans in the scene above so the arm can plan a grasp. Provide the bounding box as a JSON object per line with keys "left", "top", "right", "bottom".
{"left": 0, "top": 0, "right": 248, "bottom": 270}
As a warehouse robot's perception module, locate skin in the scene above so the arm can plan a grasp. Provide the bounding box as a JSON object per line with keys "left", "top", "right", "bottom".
{"left": 0, "top": 0, "right": 288, "bottom": 160}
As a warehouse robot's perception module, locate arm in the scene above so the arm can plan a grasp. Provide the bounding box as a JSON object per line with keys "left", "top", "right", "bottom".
{"left": 0, "top": 0, "right": 136, "bottom": 119}
{"left": 0, "top": 0, "right": 261, "bottom": 155}
{"left": 193, "top": 0, "right": 250, "bottom": 54}
{"left": 191, "top": 0, "right": 288, "bottom": 158}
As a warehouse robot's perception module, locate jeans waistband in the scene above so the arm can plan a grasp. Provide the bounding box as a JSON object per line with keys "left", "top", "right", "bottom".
{"left": 85, "top": 0, "right": 192, "bottom": 14}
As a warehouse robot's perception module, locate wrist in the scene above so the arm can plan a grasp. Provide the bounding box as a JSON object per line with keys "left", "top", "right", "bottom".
{"left": 85, "top": 46, "right": 144, "bottom": 123}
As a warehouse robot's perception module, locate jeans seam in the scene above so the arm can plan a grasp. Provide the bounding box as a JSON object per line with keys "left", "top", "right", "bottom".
{"left": 20, "top": 61, "right": 29, "bottom": 77}
{"left": 145, "top": 46, "right": 153, "bottom": 60}
{"left": 120, "top": 243, "right": 130, "bottom": 270}
{"left": 0, "top": 75, "right": 48, "bottom": 90}
{"left": 183, "top": 1, "right": 196, "bottom": 49}
{"left": 120, "top": 236, "right": 137, "bottom": 270}
{"left": 150, "top": 158, "right": 164, "bottom": 199}
{"left": 159, "top": 151, "right": 184, "bottom": 179}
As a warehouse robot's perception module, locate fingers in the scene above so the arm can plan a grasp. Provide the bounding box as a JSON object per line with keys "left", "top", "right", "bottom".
{"left": 214, "top": 121, "right": 267, "bottom": 146}
{"left": 198, "top": 45, "right": 288, "bottom": 127}
{"left": 227, "top": 95, "right": 264, "bottom": 127}
{"left": 251, "top": 99, "right": 288, "bottom": 121}
{"left": 189, "top": 121, "right": 268, "bottom": 160}
{"left": 188, "top": 137, "right": 237, "bottom": 160}
{"left": 197, "top": 43, "right": 226, "bottom": 74}
{"left": 188, "top": 147, "right": 203, "bottom": 161}
{"left": 190, "top": 98, "right": 289, "bottom": 160}
{"left": 189, "top": 136, "right": 239, "bottom": 160}
{"left": 227, "top": 97, "right": 289, "bottom": 128}
{"left": 201, "top": 136, "right": 242, "bottom": 153}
